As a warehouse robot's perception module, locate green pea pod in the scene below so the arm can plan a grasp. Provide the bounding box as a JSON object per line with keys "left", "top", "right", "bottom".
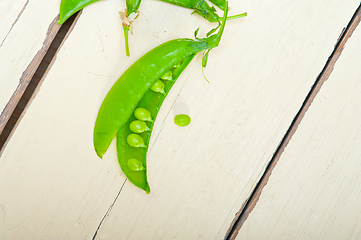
{"left": 208, "top": 0, "right": 225, "bottom": 10}
{"left": 158, "top": 0, "right": 246, "bottom": 22}
{"left": 116, "top": 54, "right": 195, "bottom": 193}
{"left": 94, "top": 1, "right": 232, "bottom": 192}
{"left": 94, "top": 4, "right": 228, "bottom": 159}
{"left": 57, "top": 0, "right": 101, "bottom": 25}
{"left": 94, "top": 39, "right": 199, "bottom": 159}
{"left": 120, "top": 0, "right": 142, "bottom": 56}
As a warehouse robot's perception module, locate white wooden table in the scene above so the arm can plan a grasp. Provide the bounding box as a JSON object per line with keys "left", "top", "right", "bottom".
{"left": 1, "top": 0, "right": 360, "bottom": 239}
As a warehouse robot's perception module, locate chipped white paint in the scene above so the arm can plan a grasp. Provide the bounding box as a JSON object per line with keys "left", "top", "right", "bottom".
{"left": 0, "top": 0, "right": 59, "bottom": 129}
{"left": 236, "top": 16, "right": 361, "bottom": 240}
{"left": 0, "top": 0, "right": 359, "bottom": 239}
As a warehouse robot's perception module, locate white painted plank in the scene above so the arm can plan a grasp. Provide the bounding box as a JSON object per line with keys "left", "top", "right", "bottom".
{"left": 236, "top": 14, "right": 361, "bottom": 240}
{"left": 0, "top": 0, "right": 359, "bottom": 239}
{"left": 0, "top": 0, "right": 59, "bottom": 130}
{"left": 0, "top": 0, "right": 28, "bottom": 42}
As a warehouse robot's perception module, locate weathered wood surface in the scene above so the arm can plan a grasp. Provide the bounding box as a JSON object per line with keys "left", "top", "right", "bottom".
{"left": 0, "top": 0, "right": 359, "bottom": 239}
{"left": 235, "top": 10, "right": 361, "bottom": 240}
{"left": 0, "top": 0, "right": 60, "bottom": 134}
{"left": 227, "top": 5, "right": 361, "bottom": 239}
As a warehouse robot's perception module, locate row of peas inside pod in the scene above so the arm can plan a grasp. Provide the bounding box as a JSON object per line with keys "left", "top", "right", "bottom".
{"left": 124, "top": 64, "right": 191, "bottom": 173}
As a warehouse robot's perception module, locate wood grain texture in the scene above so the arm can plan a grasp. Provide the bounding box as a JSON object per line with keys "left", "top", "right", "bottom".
{"left": 0, "top": 0, "right": 60, "bottom": 134}
{"left": 0, "top": 13, "right": 79, "bottom": 158}
{"left": 226, "top": 4, "right": 361, "bottom": 239}
{"left": 0, "top": 0, "right": 359, "bottom": 239}
{"left": 236, "top": 7, "right": 361, "bottom": 240}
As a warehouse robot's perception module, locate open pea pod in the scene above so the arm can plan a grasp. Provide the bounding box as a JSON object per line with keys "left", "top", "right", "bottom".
{"left": 57, "top": 0, "right": 101, "bottom": 24}
{"left": 116, "top": 55, "right": 195, "bottom": 193}
{"left": 94, "top": 1, "right": 232, "bottom": 193}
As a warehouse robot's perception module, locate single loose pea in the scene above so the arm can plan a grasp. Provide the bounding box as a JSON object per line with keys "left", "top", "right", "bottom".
{"left": 134, "top": 108, "right": 153, "bottom": 122}
{"left": 150, "top": 80, "right": 165, "bottom": 94}
{"left": 174, "top": 114, "right": 191, "bottom": 127}
{"left": 127, "top": 158, "right": 145, "bottom": 171}
{"left": 127, "top": 134, "right": 146, "bottom": 148}
{"left": 130, "top": 120, "right": 149, "bottom": 133}
{"left": 160, "top": 71, "right": 173, "bottom": 81}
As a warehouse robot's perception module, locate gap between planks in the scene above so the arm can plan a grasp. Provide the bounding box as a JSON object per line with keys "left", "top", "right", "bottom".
{"left": 0, "top": 13, "right": 60, "bottom": 135}
{"left": 225, "top": 3, "right": 361, "bottom": 240}
{"left": 0, "top": 13, "right": 80, "bottom": 156}
{"left": 92, "top": 179, "right": 127, "bottom": 240}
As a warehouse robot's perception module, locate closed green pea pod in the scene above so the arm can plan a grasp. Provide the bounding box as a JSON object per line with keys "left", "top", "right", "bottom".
{"left": 57, "top": 0, "right": 101, "bottom": 25}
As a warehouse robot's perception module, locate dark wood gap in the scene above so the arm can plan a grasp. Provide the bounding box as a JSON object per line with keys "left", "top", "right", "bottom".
{"left": 225, "top": 3, "right": 361, "bottom": 240}
{"left": 0, "top": 17, "right": 60, "bottom": 135}
{"left": 0, "top": 13, "right": 79, "bottom": 156}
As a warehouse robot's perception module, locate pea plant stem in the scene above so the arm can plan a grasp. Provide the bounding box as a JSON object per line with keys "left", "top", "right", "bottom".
{"left": 123, "top": 26, "right": 130, "bottom": 57}
{"left": 226, "top": 12, "right": 247, "bottom": 21}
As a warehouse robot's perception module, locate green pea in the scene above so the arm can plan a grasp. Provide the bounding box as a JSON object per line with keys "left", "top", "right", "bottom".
{"left": 150, "top": 80, "right": 165, "bottom": 94}
{"left": 127, "top": 158, "right": 145, "bottom": 171}
{"left": 130, "top": 120, "right": 149, "bottom": 133}
{"left": 134, "top": 108, "right": 153, "bottom": 122}
{"left": 160, "top": 71, "right": 173, "bottom": 81}
{"left": 174, "top": 114, "right": 191, "bottom": 127}
{"left": 127, "top": 134, "right": 146, "bottom": 148}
